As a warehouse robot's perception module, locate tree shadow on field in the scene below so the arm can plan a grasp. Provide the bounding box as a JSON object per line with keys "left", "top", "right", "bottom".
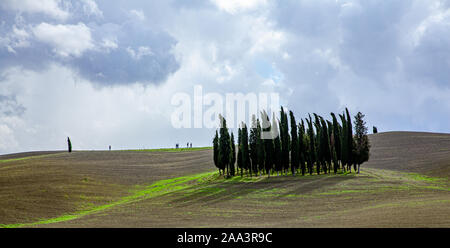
{"left": 167, "top": 174, "right": 357, "bottom": 208}
{"left": 276, "top": 175, "right": 356, "bottom": 199}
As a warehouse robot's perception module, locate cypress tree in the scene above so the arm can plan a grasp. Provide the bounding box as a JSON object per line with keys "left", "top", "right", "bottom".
{"left": 373, "top": 126, "right": 378, "bottom": 134}
{"left": 67, "top": 137, "right": 72, "bottom": 153}
{"left": 273, "top": 114, "right": 282, "bottom": 176}
{"left": 339, "top": 113, "right": 348, "bottom": 172}
{"left": 330, "top": 113, "right": 342, "bottom": 171}
{"left": 320, "top": 117, "right": 331, "bottom": 174}
{"left": 313, "top": 114, "right": 323, "bottom": 175}
{"left": 351, "top": 137, "right": 357, "bottom": 172}
{"left": 327, "top": 120, "right": 338, "bottom": 174}
{"left": 241, "top": 122, "right": 251, "bottom": 176}
{"left": 249, "top": 115, "right": 258, "bottom": 177}
{"left": 346, "top": 108, "right": 353, "bottom": 172}
{"left": 298, "top": 120, "right": 306, "bottom": 176}
{"left": 218, "top": 114, "right": 231, "bottom": 177}
{"left": 306, "top": 115, "right": 315, "bottom": 175}
{"left": 354, "top": 112, "right": 370, "bottom": 173}
{"left": 237, "top": 128, "right": 243, "bottom": 177}
{"left": 230, "top": 132, "right": 236, "bottom": 177}
{"left": 256, "top": 118, "right": 265, "bottom": 176}
{"left": 280, "top": 107, "right": 290, "bottom": 175}
{"left": 289, "top": 111, "right": 299, "bottom": 176}
{"left": 262, "top": 111, "right": 273, "bottom": 177}
{"left": 213, "top": 130, "right": 220, "bottom": 174}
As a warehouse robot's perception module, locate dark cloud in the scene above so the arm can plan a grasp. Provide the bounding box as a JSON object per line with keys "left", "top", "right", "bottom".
{"left": 404, "top": 20, "right": 450, "bottom": 87}
{"left": 73, "top": 21, "right": 180, "bottom": 85}
{"left": 338, "top": 1, "right": 411, "bottom": 79}
{"left": 0, "top": 2, "right": 180, "bottom": 86}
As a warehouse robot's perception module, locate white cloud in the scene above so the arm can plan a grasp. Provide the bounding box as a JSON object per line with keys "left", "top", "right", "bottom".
{"left": 100, "top": 38, "right": 118, "bottom": 52}
{"left": 211, "top": 0, "right": 267, "bottom": 14}
{"left": 32, "top": 22, "right": 94, "bottom": 57}
{"left": 129, "top": 9, "right": 145, "bottom": 20}
{"left": 0, "top": 25, "right": 31, "bottom": 54}
{"left": 412, "top": 7, "right": 450, "bottom": 47}
{"left": 126, "top": 46, "right": 153, "bottom": 60}
{"left": 0, "top": 123, "right": 19, "bottom": 151}
{"left": 0, "top": 0, "right": 69, "bottom": 20}
{"left": 81, "top": 0, "right": 103, "bottom": 17}
{"left": 2, "top": 0, "right": 450, "bottom": 154}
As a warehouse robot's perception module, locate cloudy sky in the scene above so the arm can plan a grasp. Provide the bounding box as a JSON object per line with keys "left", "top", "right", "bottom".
{"left": 1, "top": 0, "right": 450, "bottom": 154}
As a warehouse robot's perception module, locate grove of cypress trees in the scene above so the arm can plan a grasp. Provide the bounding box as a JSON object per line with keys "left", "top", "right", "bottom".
{"left": 289, "top": 111, "right": 299, "bottom": 176}
{"left": 212, "top": 107, "right": 368, "bottom": 178}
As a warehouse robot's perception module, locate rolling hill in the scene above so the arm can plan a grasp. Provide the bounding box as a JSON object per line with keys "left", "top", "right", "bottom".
{"left": 0, "top": 132, "right": 448, "bottom": 227}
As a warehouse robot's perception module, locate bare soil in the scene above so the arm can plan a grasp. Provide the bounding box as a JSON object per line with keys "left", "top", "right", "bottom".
{"left": 0, "top": 132, "right": 449, "bottom": 227}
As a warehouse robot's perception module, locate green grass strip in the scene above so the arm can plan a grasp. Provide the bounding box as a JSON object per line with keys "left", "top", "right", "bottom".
{"left": 0, "top": 171, "right": 216, "bottom": 228}
{"left": 124, "top": 147, "right": 212, "bottom": 152}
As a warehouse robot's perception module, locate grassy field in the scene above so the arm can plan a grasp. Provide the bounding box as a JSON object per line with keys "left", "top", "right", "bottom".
{"left": 124, "top": 147, "right": 212, "bottom": 152}
{"left": 0, "top": 132, "right": 449, "bottom": 227}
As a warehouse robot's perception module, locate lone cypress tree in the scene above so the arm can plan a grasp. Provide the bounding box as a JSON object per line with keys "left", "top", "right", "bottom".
{"left": 289, "top": 111, "right": 299, "bottom": 176}
{"left": 67, "top": 137, "right": 72, "bottom": 153}
{"left": 354, "top": 112, "right": 370, "bottom": 173}
{"left": 230, "top": 132, "right": 236, "bottom": 177}
{"left": 67, "top": 137, "right": 72, "bottom": 152}
{"left": 218, "top": 114, "right": 231, "bottom": 177}
{"left": 249, "top": 115, "right": 258, "bottom": 176}
{"left": 213, "top": 130, "right": 220, "bottom": 174}
{"left": 373, "top": 126, "right": 378, "bottom": 134}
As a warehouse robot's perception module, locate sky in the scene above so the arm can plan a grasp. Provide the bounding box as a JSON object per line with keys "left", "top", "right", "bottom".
{"left": 1, "top": 0, "right": 450, "bottom": 154}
